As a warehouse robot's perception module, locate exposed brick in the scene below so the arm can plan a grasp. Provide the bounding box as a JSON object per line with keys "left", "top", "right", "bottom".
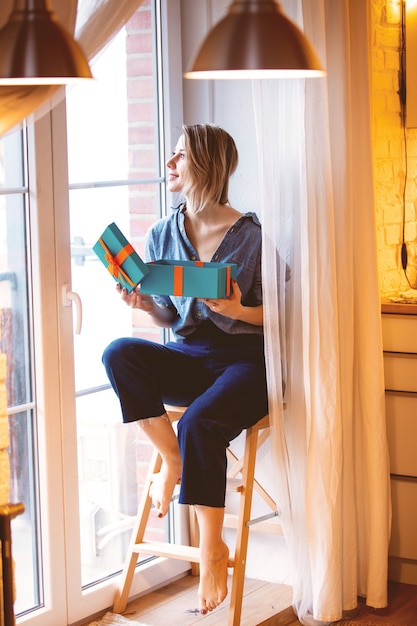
{"left": 127, "top": 6, "right": 152, "bottom": 31}
{"left": 129, "top": 148, "right": 157, "bottom": 170}
{"left": 127, "top": 78, "right": 155, "bottom": 100}
{"left": 126, "top": 33, "right": 154, "bottom": 55}
{"left": 128, "top": 101, "right": 156, "bottom": 123}
{"left": 0, "top": 449, "right": 10, "bottom": 502}
{"left": 385, "top": 223, "right": 402, "bottom": 245}
{"left": 0, "top": 416, "right": 9, "bottom": 450}
{"left": 405, "top": 221, "right": 417, "bottom": 241}
{"left": 384, "top": 49, "right": 400, "bottom": 70}
{"left": 129, "top": 196, "right": 158, "bottom": 215}
{"left": 372, "top": 2, "right": 416, "bottom": 297}
{"left": 128, "top": 123, "right": 156, "bottom": 145}
{"left": 126, "top": 56, "right": 153, "bottom": 78}
{"left": 131, "top": 216, "right": 158, "bottom": 238}
{"left": 385, "top": 2, "right": 401, "bottom": 26}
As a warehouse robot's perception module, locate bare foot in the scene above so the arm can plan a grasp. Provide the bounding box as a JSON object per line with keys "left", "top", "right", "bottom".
{"left": 198, "top": 540, "right": 229, "bottom": 614}
{"left": 150, "top": 457, "right": 182, "bottom": 518}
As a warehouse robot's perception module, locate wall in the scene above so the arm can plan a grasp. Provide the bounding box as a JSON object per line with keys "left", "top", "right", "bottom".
{"left": 372, "top": 0, "right": 417, "bottom": 297}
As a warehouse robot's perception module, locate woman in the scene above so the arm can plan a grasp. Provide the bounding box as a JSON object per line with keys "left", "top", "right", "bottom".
{"left": 102, "top": 123, "right": 268, "bottom": 615}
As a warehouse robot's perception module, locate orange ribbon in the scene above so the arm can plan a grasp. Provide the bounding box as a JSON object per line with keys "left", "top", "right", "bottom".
{"left": 173, "top": 265, "right": 183, "bottom": 296}
{"left": 225, "top": 266, "right": 231, "bottom": 296}
{"left": 99, "top": 238, "right": 136, "bottom": 288}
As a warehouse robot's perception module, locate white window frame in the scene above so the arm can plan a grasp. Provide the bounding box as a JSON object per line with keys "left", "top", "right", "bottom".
{"left": 16, "top": 2, "right": 189, "bottom": 624}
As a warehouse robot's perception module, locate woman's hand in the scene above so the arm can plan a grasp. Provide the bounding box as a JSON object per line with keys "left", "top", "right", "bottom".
{"left": 117, "top": 283, "right": 155, "bottom": 313}
{"left": 199, "top": 279, "right": 263, "bottom": 326}
{"left": 199, "top": 279, "right": 242, "bottom": 319}
{"left": 116, "top": 284, "right": 176, "bottom": 327}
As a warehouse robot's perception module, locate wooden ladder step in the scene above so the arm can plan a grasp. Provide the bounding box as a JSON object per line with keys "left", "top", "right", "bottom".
{"left": 131, "top": 540, "right": 234, "bottom": 567}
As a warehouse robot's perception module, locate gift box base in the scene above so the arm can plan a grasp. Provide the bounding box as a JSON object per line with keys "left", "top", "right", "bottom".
{"left": 140, "top": 260, "right": 238, "bottom": 298}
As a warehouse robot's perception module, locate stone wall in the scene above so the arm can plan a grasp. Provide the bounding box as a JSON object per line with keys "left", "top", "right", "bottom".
{"left": 372, "top": 0, "right": 417, "bottom": 296}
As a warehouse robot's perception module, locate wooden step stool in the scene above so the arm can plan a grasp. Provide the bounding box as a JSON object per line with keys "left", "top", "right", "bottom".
{"left": 113, "top": 406, "right": 282, "bottom": 626}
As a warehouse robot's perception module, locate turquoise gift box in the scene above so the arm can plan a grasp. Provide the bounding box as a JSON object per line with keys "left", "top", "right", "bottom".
{"left": 93, "top": 222, "right": 238, "bottom": 298}
{"left": 140, "top": 259, "right": 238, "bottom": 298}
{"left": 93, "top": 222, "right": 149, "bottom": 293}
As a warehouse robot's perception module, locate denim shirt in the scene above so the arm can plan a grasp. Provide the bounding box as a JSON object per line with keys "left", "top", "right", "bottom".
{"left": 145, "top": 205, "right": 263, "bottom": 340}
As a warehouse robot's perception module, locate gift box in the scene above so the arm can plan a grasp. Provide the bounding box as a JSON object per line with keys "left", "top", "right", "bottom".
{"left": 93, "top": 222, "right": 149, "bottom": 293}
{"left": 140, "top": 259, "right": 238, "bottom": 298}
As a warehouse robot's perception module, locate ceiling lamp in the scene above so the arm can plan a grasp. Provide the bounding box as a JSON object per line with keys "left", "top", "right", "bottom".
{"left": 0, "top": 0, "right": 93, "bottom": 85}
{"left": 185, "top": 0, "right": 325, "bottom": 79}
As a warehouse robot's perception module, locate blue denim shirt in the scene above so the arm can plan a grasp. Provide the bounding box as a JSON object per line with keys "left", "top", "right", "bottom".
{"left": 145, "top": 205, "right": 263, "bottom": 340}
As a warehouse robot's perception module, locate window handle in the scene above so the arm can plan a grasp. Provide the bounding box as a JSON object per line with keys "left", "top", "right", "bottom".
{"left": 62, "top": 284, "right": 83, "bottom": 334}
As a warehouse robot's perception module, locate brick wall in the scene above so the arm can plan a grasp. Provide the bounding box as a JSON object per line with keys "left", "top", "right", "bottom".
{"left": 126, "top": 1, "right": 163, "bottom": 342}
{"left": 372, "top": 0, "right": 417, "bottom": 296}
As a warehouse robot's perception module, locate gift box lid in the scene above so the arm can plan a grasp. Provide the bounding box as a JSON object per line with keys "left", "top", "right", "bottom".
{"left": 93, "top": 222, "right": 149, "bottom": 293}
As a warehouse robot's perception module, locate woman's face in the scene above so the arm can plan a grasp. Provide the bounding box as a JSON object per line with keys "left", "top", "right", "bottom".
{"left": 166, "top": 134, "right": 188, "bottom": 193}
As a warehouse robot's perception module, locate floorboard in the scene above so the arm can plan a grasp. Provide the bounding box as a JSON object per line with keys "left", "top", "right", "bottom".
{"left": 83, "top": 577, "right": 417, "bottom": 626}
{"left": 87, "top": 574, "right": 294, "bottom": 626}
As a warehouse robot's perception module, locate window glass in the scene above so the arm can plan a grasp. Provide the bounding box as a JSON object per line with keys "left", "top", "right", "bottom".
{"left": 0, "top": 130, "right": 42, "bottom": 614}
{"left": 66, "top": 1, "right": 166, "bottom": 587}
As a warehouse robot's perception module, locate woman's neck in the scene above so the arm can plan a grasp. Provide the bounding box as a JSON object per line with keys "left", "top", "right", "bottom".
{"left": 184, "top": 200, "right": 231, "bottom": 222}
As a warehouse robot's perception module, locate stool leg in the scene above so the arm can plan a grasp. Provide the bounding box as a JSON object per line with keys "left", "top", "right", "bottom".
{"left": 228, "top": 425, "right": 259, "bottom": 626}
{"left": 113, "top": 448, "right": 162, "bottom": 613}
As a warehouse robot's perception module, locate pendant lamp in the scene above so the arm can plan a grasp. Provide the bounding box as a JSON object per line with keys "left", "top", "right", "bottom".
{"left": 185, "top": 0, "right": 325, "bottom": 79}
{"left": 0, "top": 0, "right": 92, "bottom": 85}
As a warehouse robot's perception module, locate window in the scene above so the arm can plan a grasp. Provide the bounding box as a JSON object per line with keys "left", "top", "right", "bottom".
{"left": 65, "top": 2, "right": 167, "bottom": 590}
{"left": 0, "top": 3, "right": 186, "bottom": 624}
{"left": 0, "top": 130, "right": 42, "bottom": 615}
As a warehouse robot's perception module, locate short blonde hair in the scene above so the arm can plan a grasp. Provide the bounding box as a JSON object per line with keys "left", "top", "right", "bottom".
{"left": 181, "top": 124, "right": 238, "bottom": 212}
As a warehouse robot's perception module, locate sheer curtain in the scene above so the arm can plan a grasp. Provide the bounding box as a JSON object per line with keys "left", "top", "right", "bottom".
{"left": 254, "top": 0, "right": 391, "bottom": 623}
{"left": 0, "top": 0, "right": 145, "bottom": 135}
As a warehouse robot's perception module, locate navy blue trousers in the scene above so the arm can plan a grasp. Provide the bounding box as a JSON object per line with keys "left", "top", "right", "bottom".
{"left": 102, "top": 325, "right": 268, "bottom": 507}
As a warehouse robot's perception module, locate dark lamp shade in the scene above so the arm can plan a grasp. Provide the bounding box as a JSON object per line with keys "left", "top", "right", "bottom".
{"left": 0, "top": 1, "right": 93, "bottom": 85}
{"left": 185, "top": 0, "right": 325, "bottom": 79}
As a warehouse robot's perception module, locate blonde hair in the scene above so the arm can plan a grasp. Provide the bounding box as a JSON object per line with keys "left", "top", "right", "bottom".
{"left": 181, "top": 124, "right": 238, "bottom": 212}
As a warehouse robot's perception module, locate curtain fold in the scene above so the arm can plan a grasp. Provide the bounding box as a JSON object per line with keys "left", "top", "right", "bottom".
{"left": 255, "top": 0, "right": 391, "bottom": 623}
{"left": 0, "top": 0, "right": 145, "bottom": 136}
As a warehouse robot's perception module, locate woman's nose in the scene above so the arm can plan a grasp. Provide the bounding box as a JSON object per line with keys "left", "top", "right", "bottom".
{"left": 166, "top": 155, "right": 175, "bottom": 168}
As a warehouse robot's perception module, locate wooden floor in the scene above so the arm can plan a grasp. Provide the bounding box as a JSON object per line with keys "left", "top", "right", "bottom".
{"left": 83, "top": 577, "right": 417, "bottom": 626}
{"left": 88, "top": 574, "right": 297, "bottom": 626}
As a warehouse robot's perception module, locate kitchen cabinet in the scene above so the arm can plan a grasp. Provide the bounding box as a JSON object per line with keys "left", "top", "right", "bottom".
{"left": 382, "top": 302, "right": 417, "bottom": 584}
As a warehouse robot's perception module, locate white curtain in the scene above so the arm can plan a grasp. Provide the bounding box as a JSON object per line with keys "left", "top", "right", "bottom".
{"left": 0, "top": 0, "right": 145, "bottom": 135}
{"left": 255, "top": 0, "right": 391, "bottom": 623}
